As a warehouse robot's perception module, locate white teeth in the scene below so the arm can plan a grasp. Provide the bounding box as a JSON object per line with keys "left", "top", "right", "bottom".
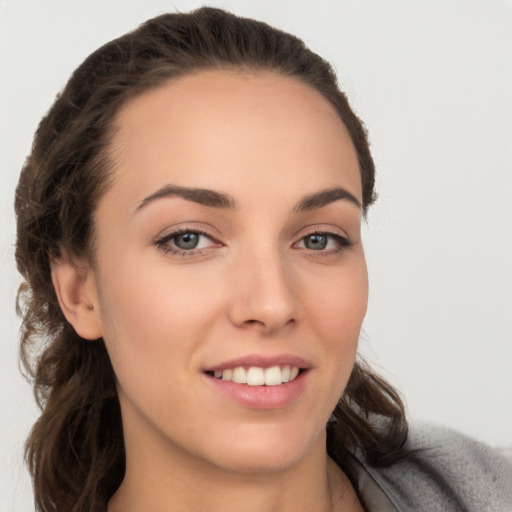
{"left": 264, "top": 366, "right": 282, "bottom": 386}
{"left": 232, "top": 367, "right": 247, "bottom": 384}
{"left": 247, "top": 367, "right": 265, "bottom": 386}
{"left": 213, "top": 365, "right": 301, "bottom": 386}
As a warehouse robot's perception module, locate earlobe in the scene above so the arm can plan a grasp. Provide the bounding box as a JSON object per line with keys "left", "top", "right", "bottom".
{"left": 50, "top": 251, "right": 103, "bottom": 340}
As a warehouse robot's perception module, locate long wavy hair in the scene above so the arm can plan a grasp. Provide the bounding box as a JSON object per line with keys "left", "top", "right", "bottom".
{"left": 15, "top": 7, "right": 407, "bottom": 512}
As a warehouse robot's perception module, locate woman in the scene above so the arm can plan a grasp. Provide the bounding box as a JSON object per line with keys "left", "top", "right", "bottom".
{"left": 14, "top": 7, "right": 511, "bottom": 512}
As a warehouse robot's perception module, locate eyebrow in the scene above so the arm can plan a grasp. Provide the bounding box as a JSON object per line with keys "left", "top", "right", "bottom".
{"left": 136, "top": 185, "right": 237, "bottom": 212}
{"left": 135, "top": 184, "right": 361, "bottom": 213}
{"left": 293, "top": 187, "right": 361, "bottom": 212}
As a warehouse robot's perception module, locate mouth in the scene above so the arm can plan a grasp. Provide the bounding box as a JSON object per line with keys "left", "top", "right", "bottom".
{"left": 204, "top": 365, "right": 304, "bottom": 386}
{"left": 202, "top": 354, "right": 311, "bottom": 409}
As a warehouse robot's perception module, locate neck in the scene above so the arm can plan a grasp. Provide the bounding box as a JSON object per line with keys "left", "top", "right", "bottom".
{"left": 108, "top": 432, "right": 362, "bottom": 512}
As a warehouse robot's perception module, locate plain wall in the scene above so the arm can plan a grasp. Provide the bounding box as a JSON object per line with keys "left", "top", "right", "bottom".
{"left": 1, "top": 1, "right": 511, "bottom": 510}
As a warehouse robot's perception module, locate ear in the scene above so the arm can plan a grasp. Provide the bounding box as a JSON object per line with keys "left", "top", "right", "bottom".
{"left": 50, "top": 250, "right": 103, "bottom": 340}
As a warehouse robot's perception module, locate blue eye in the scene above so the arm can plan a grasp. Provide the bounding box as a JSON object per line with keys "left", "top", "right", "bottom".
{"left": 303, "top": 234, "right": 328, "bottom": 250}
{"left": 174, "top": 232, "right": 201, "bottom": 250}
{"left": 155, "top": 230, "right": 217, "bottom": 254}
{"left": 296, "top": 232, "right": 351, "bottom": 252}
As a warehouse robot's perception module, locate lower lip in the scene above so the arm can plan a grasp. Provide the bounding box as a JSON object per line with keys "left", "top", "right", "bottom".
{"left": 204, "top": 371, "right": 308, "bottom": 409}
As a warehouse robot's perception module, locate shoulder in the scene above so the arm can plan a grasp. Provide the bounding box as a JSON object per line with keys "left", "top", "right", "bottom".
{"left": 354, "top": 423, "right": 512, "bottom": 512}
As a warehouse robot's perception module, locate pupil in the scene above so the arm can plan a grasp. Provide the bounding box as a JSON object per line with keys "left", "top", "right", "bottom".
{"left": 306, "top": 234, "right": 327, "bottom": 250}
{"left": 176, "top": 233, "right": 199, "bottom": 250}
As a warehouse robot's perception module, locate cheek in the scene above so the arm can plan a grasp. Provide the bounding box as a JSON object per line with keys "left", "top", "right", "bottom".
{"left": 303, "top": 257, "right": 368, "bottom": 402}
{"left": 95, "top": 260, "right": 224, "bottom": 370}
{"left": 306, "top": 258, "right": 368, "bottom": 342}
{"left": 95, "top": 269, "right": 208, "bottom": 425}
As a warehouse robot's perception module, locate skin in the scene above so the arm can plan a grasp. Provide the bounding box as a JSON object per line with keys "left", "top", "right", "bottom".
{"left": 52, "top": 70, "right": 368, "bottom": 512}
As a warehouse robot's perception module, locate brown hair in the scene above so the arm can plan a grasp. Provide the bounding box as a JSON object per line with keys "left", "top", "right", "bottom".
{"left": 15, "top": 7, "right": 407, "bottom": 512}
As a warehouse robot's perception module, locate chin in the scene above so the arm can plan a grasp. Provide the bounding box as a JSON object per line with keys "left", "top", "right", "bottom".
{"left": 198, "top": 422, "right": 326, "bottom": 474}
{"left": 210, "top": 448, "right": 308, "bottom": 475}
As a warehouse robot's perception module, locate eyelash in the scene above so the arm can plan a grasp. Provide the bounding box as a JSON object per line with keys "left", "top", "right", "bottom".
{"left": 153, "top": 228, "right": 219, "bottom": 256}
{"left": 294, "top": 231, "right": 353, "bottom": 254}
{"left": 153, "top": 228, "right": 353, "bottom": 257}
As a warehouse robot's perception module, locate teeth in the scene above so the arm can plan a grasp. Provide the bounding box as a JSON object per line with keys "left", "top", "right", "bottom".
{"left": 214, "top": 365, "right": 301, "bottom": 386}
{"left": 264, "top": 366, "right": 282, "bottom": 386}
{"left": 232, "top": 367, "right": 247, "bottom": 384}
{"left": 247, "top": 367, "right": 265, "bottom": 386}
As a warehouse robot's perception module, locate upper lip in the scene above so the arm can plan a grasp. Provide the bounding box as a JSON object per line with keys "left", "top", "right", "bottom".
{"left": 203, "top": 353, "right": 312, "bottom": 373}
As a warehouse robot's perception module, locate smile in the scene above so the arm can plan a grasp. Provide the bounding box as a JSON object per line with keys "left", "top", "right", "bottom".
{"left": 210, "top": 365, "right": 301, "bottom": 386}
{"left": 203, "top": 354, "right": 311, "bottom": 408}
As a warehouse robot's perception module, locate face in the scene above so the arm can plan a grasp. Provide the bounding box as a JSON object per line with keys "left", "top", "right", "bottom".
{"left": 89, "top": 70, "right": 368, "bottom": 474}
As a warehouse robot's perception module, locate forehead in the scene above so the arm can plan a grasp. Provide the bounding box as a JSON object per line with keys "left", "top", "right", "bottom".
{"left": 106, "top": 70, "right": 361, "bottom": 207}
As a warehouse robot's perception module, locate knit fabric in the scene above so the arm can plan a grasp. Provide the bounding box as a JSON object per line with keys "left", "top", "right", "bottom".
{"left": 349, "top": 423, "right": 512, "bottom": 512}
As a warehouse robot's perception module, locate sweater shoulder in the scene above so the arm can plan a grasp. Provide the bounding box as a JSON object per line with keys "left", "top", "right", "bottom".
{"left": 357, "top": 423, "right": 512, "bottom": 512}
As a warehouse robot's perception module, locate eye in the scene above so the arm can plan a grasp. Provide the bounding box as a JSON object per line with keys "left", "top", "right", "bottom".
{"left": 173, "top": 232, "right": 204, "bottom": 250}
{"left": 154, "top": 229, "right": 218, "bottom": 255}
{"left": 295, "top": 232, "right": 352, "bottom": 252}
{"left": 303, "top": 234, "right": 329, "bottom": 250}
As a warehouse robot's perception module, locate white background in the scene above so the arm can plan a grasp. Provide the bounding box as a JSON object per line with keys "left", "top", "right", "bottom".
{"left": 1, "top": 1, "right": 511, "bottom": 510}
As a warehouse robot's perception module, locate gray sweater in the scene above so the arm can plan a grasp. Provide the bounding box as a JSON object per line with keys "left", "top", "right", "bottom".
{"left": 347, "top": 424, "right": 512, "bottom": 512}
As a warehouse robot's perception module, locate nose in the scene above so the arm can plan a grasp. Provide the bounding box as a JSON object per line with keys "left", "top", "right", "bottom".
{"left": 227, "top": 247, "right": 297, "bottom": 334}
